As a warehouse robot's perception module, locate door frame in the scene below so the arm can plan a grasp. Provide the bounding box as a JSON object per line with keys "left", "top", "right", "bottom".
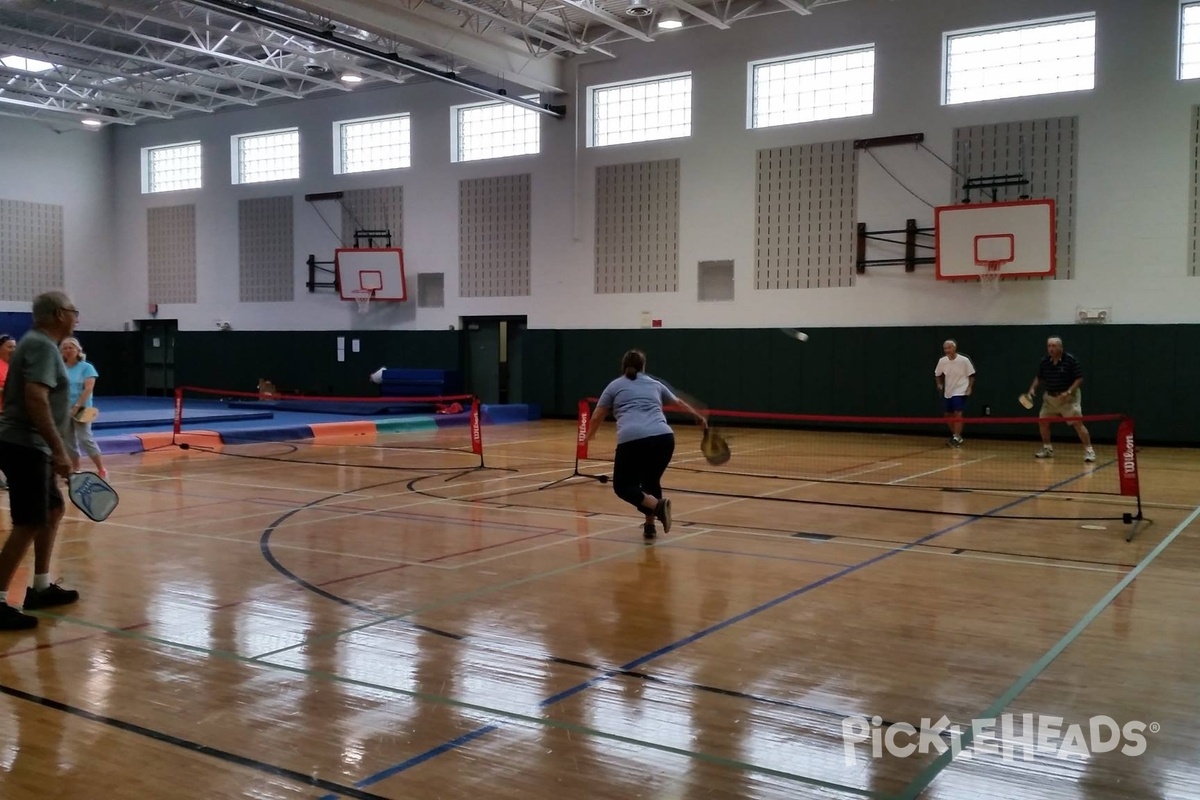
{"left": 459, "top": 315, "right": 527, "bottom": 404}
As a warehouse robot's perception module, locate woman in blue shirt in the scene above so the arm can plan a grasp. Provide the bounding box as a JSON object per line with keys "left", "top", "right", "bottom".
{"left": 586, "top": 349, "right": 706, "bottom": 540}
{"left": 60, "top": 337, "right": 106, "bottom": 478}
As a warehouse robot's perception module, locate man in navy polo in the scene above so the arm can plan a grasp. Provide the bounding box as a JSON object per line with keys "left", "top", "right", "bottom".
{"left": 1027, "top": 336, "right": 1095, "bottom": 462}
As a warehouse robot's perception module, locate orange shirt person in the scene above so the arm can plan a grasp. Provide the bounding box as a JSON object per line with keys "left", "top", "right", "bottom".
{"left": 0, "top": 334, "right": 14, "bottom": 409}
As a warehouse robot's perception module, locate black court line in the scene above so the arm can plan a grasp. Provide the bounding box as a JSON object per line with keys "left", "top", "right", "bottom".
{"left": 0, "top": 682, "right": 392, "bottom": 800}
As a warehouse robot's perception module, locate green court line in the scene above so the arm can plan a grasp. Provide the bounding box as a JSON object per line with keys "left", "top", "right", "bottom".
{"left": 896, "top": 503, "right": 1200, "bottom": 800}
{"left": 30, "top": 609, "right": 878, "bottom": 798}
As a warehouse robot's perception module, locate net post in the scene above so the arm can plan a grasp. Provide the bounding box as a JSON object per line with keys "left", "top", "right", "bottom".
{"left": 540, "top": 398, "right": 595, "bottom": 490}
{"left": 470, "top": 397, "right": 483, "bottom": 467}
{"left": 1118, "top": 416, "right": 1147, "bottom": 540}
{"left": 172, "top": 387, "right": 184, "bottom": 440}
{"left": 575, "top": 398, "right": 590, "bottom": 465}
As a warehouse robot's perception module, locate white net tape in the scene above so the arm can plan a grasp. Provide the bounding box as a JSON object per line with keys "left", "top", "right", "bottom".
{"left": 351, "top": 289, "right": 374, "bottom": 314}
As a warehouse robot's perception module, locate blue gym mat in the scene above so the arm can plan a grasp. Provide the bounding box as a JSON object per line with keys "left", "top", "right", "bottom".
{"left": 91, "top": 396, "right": 273, "bottom": 430}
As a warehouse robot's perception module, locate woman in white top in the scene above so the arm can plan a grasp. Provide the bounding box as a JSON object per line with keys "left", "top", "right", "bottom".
{"left": 586, "top": 349, "right": 706, "bottom": 540}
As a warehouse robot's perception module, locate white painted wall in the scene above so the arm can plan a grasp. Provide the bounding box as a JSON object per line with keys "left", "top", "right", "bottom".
{"left": 0, "top": 116, "right": 116, "bottom": 324}
{"left": 107, "top": 0, "right": 1200, "bottom": 331}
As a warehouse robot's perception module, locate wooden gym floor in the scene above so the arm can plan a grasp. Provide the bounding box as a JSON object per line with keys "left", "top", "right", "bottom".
{"left": 0, "top": 419, "right": 1198, "bottom": 799}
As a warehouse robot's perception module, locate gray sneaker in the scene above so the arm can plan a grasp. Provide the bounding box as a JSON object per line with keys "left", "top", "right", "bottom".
{"left": 1035, "top": 446, "right": 1055, "bottom": 459}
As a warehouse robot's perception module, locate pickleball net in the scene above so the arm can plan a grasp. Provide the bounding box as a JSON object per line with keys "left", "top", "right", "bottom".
{"left": 566, "top": 399, "right": 1142, "bottom": 523}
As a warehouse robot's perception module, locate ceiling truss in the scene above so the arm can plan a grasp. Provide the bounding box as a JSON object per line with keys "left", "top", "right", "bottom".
{"left": 0, "top": 0, "right": 860, "bottom": 129}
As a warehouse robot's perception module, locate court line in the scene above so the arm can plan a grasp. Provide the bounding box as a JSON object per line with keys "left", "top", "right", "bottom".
{"left": 331, "top": 465, "right": 1112, "bottom": 792}
{"left": 0, "top": 681, "right": 394, "bottom": 800}
{"left": 886, "top": 456, "right": 995, "bottom": 485}
{"left": 895, "top": 501, "right": 1200, "bottom": 800}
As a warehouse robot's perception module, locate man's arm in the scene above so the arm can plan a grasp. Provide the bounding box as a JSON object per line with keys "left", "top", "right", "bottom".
{"left": 25, "top": 382, "right": 70, "bottom": 476}
{"left": 967, "top": 374, "right": 976, "bottom": 395}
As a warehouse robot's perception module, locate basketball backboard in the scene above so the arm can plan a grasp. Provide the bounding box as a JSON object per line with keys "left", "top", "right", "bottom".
{"left": 335, "top": 248, "right": 407, "bottom": 301}
{"left": 934, "top": 199, "right": 1055, "bottom": 280}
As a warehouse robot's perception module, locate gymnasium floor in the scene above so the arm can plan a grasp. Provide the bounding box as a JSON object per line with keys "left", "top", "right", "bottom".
{"left": 0, "top": 419, "right": 1197, "bottom": 799}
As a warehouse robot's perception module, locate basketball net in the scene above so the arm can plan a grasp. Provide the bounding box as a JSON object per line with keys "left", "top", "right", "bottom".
{"left": 351, "top": 289, "right": 374, "bottom": 314}
{"left": 978, "top": 261, "right": 1004, "bottom": 294}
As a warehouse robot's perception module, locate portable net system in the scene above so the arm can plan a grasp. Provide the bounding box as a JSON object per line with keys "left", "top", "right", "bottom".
{"left": 569, "top": 399, "right": 1142, "bottom": 524}
{"left": 160, "top": 385, "right": 485, "bottom": 472}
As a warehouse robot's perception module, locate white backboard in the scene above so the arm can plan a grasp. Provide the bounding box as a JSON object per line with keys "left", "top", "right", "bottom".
{"left": 335, "top": 248, "right": 407, "bottom": 301}
{"left": 935, "top": 200, "right": 1055, "bottom": 280}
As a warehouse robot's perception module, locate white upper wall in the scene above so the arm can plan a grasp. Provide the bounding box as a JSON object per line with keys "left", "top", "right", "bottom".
{"left": 108, "top": 0, "right": 1200, "bottom": 331}
{"left": 0, "top": 116, "right": 116, "bottom": 323}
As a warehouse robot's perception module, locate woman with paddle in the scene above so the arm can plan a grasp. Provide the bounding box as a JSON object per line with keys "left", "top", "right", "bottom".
{"left": 60, "top": 337, "right": 106, "bottom": 478}
{"left": 586, "top": 349, "right": 707, "bottom": 541}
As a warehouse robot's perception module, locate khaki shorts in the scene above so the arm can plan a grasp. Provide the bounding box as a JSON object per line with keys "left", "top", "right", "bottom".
{"left": 1040, "top": 390, "right": 1083, "bottom": 419}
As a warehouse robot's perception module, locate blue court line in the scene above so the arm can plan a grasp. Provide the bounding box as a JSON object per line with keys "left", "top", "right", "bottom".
{"left": 323, "top": 463, "right": 1117, "bottom": 796}
{"left": 895, "top": 501, "right": 1200, "bottom": 800}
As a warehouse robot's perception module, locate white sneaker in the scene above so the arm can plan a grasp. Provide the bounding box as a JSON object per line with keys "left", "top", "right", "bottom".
{"left": 1035, "top": 446, "right": 1055, "bottom": 459}
{"left": 1084, "top": 448, "right": 1096, "bottom": 463}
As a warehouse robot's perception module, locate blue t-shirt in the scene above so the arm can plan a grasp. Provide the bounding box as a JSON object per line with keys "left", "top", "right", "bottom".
{"left": 66, "top": 360, "right": 99, "bottom": 408}
{"left": 596, "top": 373, "right": 677, "bottom": 445}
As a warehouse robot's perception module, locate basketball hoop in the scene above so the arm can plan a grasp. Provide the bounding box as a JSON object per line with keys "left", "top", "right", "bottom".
{"left": 351, "top": 288, "right": 374, "bottom": 314}
{"left": 979, "top": 261, "right": 1004, "bottom": 294}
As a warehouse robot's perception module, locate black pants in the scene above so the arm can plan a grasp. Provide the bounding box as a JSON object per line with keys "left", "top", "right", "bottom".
{"left": 612, "top": 433, "right": 675, "bottom": 511}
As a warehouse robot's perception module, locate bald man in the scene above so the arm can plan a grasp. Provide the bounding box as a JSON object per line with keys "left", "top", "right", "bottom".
{"left": 1027, "top": 336, "right": 1095, "bottom": 462}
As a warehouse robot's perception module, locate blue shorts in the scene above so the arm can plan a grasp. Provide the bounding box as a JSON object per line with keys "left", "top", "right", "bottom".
{"left": 944, "top": 396, "right": 967, "bottom": 413}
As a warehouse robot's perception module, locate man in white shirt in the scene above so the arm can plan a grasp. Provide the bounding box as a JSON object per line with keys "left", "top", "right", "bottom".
{"left": 934, "top": 339, "right": 976, "bottom": 447}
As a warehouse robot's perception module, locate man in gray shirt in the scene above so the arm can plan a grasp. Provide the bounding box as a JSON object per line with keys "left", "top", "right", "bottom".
{"left": 0, "top": 291, "right": 81, "bottom": 630}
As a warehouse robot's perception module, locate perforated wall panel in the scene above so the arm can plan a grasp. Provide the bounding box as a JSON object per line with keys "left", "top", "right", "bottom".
{"left": 953, "top": 116, "right": 1078, "bottom": 280}
{"left": 342, "top": 186, "right": 403, "bottom": 248}
{"left": 754, "top": 141, "right": 857, "bottom": 290}
{"left": 238, "top": 196, "right": 294, "bottom": 303}
{"left": 0, "top": 199, "right": 63, "bottom": 301}
{"left": 147, "top": 204, "right": 197, "bottom": 304}
{"left": 459, "top": 174, "right": 531, "bottom": 297}
{"left": 594, "top": 159, "right": 679, "bottom": 294}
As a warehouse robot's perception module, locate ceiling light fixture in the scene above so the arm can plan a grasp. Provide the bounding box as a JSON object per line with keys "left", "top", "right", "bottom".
{"left": 340, "top": 72, "right": 363, "bottom": 84}
{"left": 657, "top": 8, "right": 684, "bottom": 29}
{"left": 81, "top": 118, "right": 104, "bottom": 128}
